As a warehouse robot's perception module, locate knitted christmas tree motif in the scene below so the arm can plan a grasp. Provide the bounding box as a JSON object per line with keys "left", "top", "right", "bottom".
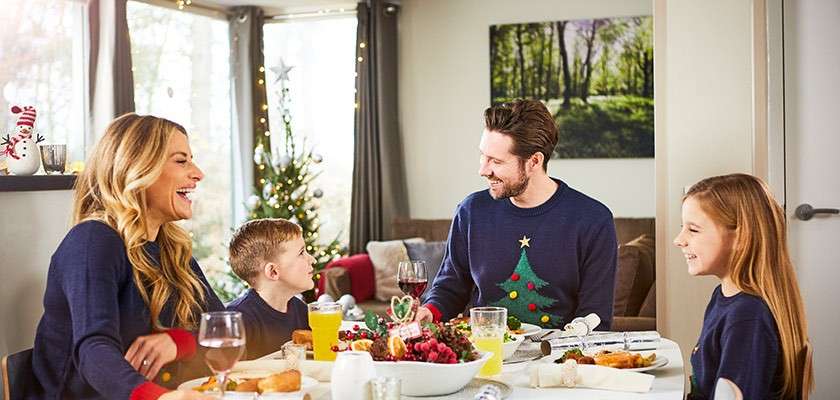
{"left": 490, "top": 236, "right": 562, "bottom": 327}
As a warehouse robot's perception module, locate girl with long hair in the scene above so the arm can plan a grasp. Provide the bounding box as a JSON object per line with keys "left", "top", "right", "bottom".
{"left": 31, "top": 114, "right": 223, "bottom": 400}
{"left": 674, "top": 173, "right": 813, "bottom": 399}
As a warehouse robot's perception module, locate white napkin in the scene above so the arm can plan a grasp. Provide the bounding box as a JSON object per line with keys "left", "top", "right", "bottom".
{"left": 529, "top": 360, "right": 654, "bottom": 393}
{"left": 299, "top": 360, "right": 334, "bottom": 382}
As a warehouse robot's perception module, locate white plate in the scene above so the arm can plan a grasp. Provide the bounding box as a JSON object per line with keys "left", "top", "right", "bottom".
{"left": 178, "top": 373, "right": 318, "bottom": 395}
{"left": 543, "top": 352, "right": 669, "bottom": 373}
{"left": 625, "top": 355, "right": 668, "bottom": 372}
{"left": 514, "top": 323, "right": 542, "bottom": 337}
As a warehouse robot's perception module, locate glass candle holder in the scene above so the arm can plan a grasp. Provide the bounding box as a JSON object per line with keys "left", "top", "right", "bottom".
{"left": 369, "top": 376, "right": 400, "bottom": 400}
{"left": 39, "top": 144, "right": 66, "bottom": 174}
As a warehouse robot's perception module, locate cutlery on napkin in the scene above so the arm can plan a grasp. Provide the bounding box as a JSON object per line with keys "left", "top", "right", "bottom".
{"left": 529, "top": 359, "right": 654, "bottom": 393}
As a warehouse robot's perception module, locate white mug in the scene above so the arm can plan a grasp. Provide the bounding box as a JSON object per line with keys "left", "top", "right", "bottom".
{"left": 331, "top": 351, "right": 376, "bottom": 400}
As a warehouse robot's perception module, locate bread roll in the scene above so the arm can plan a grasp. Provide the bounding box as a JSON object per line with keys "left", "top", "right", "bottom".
{"left": 258, "top": 369, "right": 302, "bottom": 393}
{"left": 292, "top": 329, "right": 313, "bottom": 350}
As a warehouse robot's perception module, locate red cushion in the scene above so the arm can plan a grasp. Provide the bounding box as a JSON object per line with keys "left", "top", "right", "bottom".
{"left": 318, "top": 254, "right": 376, "bottom": 303}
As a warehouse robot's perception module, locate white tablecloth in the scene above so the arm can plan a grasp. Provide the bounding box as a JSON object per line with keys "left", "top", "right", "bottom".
{"left": 300, "top": 336, "right": 685, "bottom": 400}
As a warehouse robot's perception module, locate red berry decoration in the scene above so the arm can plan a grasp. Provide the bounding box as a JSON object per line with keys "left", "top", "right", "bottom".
{"left": 527, "top": 281, "right": 535, "bottom": 291}
{"left": 360, "top": 331, "right": 368, "bottom": 339}
{"left": 528, "top": 303, "right": 537, "bottom": 312}
{"left": 511, "top": 273, "right": 520, "bottom": 281}
{"left": 353, "top": 324, "right": 360, "bottom": 331}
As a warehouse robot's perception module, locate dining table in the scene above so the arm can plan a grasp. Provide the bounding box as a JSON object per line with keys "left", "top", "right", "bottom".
{"left": 268, "top": 325, "right": 686, "bottom": 400}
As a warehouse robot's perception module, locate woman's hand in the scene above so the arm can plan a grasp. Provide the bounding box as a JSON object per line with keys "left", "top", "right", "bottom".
{"left": 125, "top": 332, "right": 178, "bottom": 380}
{"left": 159, "top": 390, "right": 217, "bottom": 400}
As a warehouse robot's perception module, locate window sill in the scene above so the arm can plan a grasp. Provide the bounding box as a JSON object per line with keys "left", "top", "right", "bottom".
{"left": 0, "top": 175, "right": 77, "bottom": 192}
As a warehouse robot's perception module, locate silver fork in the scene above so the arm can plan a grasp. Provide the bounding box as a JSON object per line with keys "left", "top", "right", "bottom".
{"left": 529, "top": 330, "right": 555, "bottom": 342}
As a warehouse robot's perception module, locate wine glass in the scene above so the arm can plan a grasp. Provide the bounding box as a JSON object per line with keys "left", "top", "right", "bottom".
{"left": 198, "top": 311, "right": 246, "bottom": 395}
{"left": 397, "top": 260, "right": 428, "bottom": 307}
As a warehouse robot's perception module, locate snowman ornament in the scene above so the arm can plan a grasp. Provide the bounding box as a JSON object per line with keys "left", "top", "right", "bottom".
{"left": 2, "top": 106, "right": 44, "bottom": 175}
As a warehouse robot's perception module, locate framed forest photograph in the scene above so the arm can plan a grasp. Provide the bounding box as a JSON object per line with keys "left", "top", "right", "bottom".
{"left": 490, "top": 16, "right": 653, "bottom": 158}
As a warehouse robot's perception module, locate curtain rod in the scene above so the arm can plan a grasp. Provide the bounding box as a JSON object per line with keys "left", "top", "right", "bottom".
{"left": 137, "top": 0, "right": 232, "bottom": 19}
{"left": 266, "top": 7, "right": 357, "bottom": 22}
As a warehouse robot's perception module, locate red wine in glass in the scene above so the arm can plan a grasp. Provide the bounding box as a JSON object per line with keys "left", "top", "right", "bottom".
{"left": 398, "top": 278, "right": 428, "bottom": 298}
{"left": 200, "top": 338, "right": 246, "bottom": 373}
{"left": 397, "top": 260, "right": 428, "bottom": 299}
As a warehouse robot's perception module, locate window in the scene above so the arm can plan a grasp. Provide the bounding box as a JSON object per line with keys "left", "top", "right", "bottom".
{"left": 263, "top": 16, "right": 357, "bottom": 245}
{"left": 127, "top": 1, "right": 233, "bottom": 275}
{"left": 0, "top": 0, "right": 87, "bottom": 165}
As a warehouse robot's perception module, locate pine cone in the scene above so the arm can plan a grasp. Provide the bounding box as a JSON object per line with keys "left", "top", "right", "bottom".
{"left": 368, "top": 337, "right": 389, "bottom": 361}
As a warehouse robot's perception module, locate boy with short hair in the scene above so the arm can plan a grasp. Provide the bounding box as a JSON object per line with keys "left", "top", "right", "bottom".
{"left": 227, "top": 218, "right": 315, "bottom": 360}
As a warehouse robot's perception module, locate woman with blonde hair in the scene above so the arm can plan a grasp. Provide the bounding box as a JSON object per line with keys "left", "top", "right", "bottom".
{"left": 674, "top": 173, "right": 813, "bottom": 399}
{"left": 31, "top": 114, "right": 223, "bottom": 400}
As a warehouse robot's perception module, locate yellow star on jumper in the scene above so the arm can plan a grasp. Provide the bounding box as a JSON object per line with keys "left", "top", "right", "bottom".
{"left": 519, "top": 236, "right": 531, "bottom": 248}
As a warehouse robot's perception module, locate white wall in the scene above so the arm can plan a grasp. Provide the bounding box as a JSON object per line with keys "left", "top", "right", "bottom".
{"left": 0, "top": 190, "right": 74, "bottom": 357}
{"left": 398, "top": 0, "right": 654, "bottom": 219}
{"left": 654, "top": 0, "right": 757, "bottom": 377}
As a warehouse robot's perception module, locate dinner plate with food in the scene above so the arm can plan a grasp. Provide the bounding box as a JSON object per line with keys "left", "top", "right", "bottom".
{"left": 513, "top": 322, "right": 542, "bottom": 337}
{"left": 179, "top": 369, "right": 318, "bottom": 396}
{"left": 502, "top": 315, "right": 542, "bottom": 337}
{"left": 545, "top": 348, "right": 668, "bottom": 373}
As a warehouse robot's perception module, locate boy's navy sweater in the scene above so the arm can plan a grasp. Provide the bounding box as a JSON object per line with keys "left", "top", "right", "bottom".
{"left": 31, "top": 220, "right": 224, "bottom": 400}
{"left": 424, "top": 179, "right": 617, "bottom": 329}
{"left": 226, "top": 289, "right": 309, "bottom": 360}
{"left": 688, "top": 285, "right": 783, "bottom": 399}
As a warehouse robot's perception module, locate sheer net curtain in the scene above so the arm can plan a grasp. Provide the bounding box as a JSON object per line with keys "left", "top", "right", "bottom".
{"left": 263, "top": 16, "right": 357, "bottom": 246}
{"left": 126, "top": 1, "right": 234, "bottom": 276}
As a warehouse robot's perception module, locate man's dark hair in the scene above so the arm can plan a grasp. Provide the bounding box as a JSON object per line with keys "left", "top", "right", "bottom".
{"left": 484, "top": 99, "right": 559, "bottom": 170}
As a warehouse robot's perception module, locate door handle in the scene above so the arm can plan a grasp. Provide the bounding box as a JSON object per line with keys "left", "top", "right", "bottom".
{"left": 794, "top": 204, "right": 840, "bottom": 221}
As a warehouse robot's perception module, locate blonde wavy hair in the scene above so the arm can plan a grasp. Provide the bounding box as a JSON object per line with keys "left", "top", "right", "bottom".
{"left": 73, "top": 113, "right": 206, "bottom": 330}
{"left": 686, "top": 173, "right": 813, "bottom": 399}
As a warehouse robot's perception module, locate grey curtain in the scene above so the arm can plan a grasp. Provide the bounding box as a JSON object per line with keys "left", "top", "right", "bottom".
{"left": 88, "top": 0, "right": 135, "bottom": 140}
{"left": 349, "top": 0, "right": 408, "bottom": 254}
{"left": 229, "top": 6, "right": 269, "bottom": 225}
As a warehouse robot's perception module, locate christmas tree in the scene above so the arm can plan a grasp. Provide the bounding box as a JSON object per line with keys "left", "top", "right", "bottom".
{"left": 210, "top": 60, "right": 345, "bottom": 303}
{"left": 491, "top": 236, "right": 562, "bottom": 327}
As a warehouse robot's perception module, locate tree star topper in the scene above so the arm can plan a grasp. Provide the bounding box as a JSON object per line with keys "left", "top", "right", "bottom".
{"left": 519, "top": 235, "right": 531, "bottom": 248}
{"left": 270, "top": 58, "right": 294, "bottom": 84}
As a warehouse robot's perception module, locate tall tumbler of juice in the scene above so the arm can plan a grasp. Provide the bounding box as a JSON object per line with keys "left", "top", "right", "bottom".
{"left": 308, "top": 302, "right": 342, "bottom": 361}
{"left": 470, "top": 306, "right": 507, "bottom": 377}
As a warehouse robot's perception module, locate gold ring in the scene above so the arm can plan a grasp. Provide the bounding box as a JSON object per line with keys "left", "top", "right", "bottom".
{"left": 142, "top": 359, "right": 150, "bottom": 367}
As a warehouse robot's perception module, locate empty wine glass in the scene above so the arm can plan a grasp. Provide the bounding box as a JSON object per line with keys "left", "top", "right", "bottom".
{"left": 198, "top": 311, "right": 246, "bottom": 395}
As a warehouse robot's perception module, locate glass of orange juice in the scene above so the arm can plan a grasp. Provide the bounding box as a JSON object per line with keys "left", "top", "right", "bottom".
{"left": 308, "top": 301, "right": 342, "bottom": 361}
{"left": 470, "top": 306, "right": 507, "bottom": 377}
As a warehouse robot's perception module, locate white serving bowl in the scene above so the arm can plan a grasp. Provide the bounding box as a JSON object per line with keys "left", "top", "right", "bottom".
{"left": 503, "top": 334, "right": 525, "bottom": 360}
{"left": 373, "top": 351, "right": 492, "bottom": 396}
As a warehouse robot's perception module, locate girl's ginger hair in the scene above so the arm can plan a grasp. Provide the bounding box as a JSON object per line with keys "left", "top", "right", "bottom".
{"left": 686, "top": 173, "right": 813, "bottom": 399}
{"left": 73, "top": 113, "right": 206, "bottom": 329}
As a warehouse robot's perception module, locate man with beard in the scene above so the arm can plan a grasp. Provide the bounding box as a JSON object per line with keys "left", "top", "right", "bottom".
{"left": 416, "top": 99, "right": 617, "bottom": 329}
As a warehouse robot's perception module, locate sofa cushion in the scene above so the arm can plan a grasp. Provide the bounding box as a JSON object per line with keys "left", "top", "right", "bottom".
{"left": 367, "top": 238, "right": 425, "bottom": 302}
{"left": 320, "top": 254, "right": 376, "bottom": 302}
{"left": 320, "top": 265, "right": 352, "bottom": 300}
{"left": 404, "top": 241, "right": 447, "bottom": 301}
{"left": 624, "top": 234, "right": 655, "bottom": 316}
{"left": 639, "top": 282, "right": 656, "bottom": 318}
{"left": 613, "top": 244, "right": 641, "bottom": 317}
